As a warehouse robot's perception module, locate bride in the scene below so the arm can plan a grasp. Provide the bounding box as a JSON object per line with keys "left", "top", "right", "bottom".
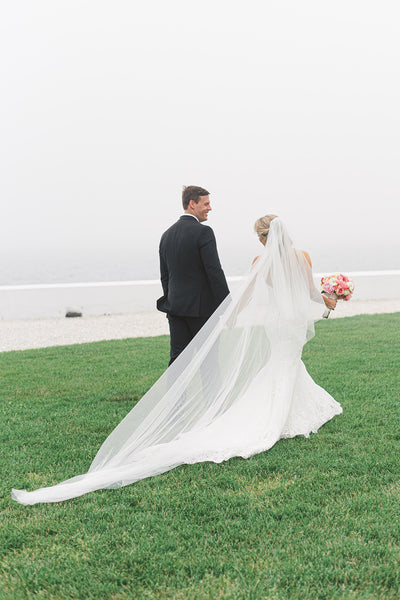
{"left": 12, "top": 216, "right": 342, "bottom": 505}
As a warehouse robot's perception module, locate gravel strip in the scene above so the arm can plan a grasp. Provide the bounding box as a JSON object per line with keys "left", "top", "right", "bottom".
{"left": 1, "top": 300, "right": 399, "bottom": 353}
{"left": 0, "top": 312, "right": 169, "bottom": 352}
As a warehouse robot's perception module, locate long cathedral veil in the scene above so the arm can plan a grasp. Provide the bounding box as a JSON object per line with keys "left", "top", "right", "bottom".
{"left": 12, "top": 218, "right": 337, "bottom": 505}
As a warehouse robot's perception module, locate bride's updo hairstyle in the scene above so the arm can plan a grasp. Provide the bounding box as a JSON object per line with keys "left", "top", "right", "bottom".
{"left": 254, "top": 214, "right": 278, "bottom": 242}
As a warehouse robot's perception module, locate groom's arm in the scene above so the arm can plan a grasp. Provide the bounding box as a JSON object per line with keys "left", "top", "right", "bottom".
{"left": 199, "top": 227, "right": 229, "bottom": 304}
{"left": 159, "top": 251, "right": 169, "bottom": 297}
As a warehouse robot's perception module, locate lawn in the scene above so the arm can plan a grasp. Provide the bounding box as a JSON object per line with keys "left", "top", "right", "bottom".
{"left": 1, "top": 313, "right": 399, "bottom": 599}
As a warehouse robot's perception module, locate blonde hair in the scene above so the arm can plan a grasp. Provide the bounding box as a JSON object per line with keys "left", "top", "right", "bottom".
{"left": 254, "top": 214, "right": 278, "bottom": 241}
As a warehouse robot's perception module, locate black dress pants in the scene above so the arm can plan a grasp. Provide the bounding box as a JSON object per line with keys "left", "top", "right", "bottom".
{"left": 167, "top": 314, "right": 208, "bottom": 365}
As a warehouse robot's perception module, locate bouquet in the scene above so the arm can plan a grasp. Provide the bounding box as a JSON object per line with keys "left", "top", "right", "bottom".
{"left": 320, "top": 273, "right": 354, "bottom": 318}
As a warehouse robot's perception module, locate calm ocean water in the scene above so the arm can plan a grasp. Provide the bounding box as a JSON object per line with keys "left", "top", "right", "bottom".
{"left": 2, "top": 248, "right": 399, "bottom": 287}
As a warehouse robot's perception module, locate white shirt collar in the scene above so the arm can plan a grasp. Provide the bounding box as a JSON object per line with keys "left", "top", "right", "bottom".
{"left": 182, "top": 213, "right": 199, "bottom": 222}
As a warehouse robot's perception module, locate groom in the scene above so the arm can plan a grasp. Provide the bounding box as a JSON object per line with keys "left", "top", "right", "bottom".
{"left": 157, "top": 185, "right": 229, "bottom": 365}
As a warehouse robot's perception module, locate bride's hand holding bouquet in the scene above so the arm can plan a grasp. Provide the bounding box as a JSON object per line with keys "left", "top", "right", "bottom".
{"left": 321, "top": 273, "right": 354, "bottom": 318}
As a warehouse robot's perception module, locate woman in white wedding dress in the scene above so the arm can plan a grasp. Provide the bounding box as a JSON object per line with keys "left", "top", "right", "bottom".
{"left": 12, "top": 216, "right": 342, "bottom": 505}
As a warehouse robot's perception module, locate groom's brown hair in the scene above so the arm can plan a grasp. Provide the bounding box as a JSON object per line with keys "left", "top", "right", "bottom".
{"left": 182, "top": 185, "right": 210, "bottom": 209}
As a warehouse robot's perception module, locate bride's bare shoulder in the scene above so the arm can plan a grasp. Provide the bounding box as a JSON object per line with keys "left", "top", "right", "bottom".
{"left": 300, "top": 250, "right": 312, "bottom": 267}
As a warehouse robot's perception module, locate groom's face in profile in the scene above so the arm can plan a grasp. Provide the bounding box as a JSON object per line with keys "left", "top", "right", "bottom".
{"left": 190, "top": 195, "right": 211, "bottom": 222}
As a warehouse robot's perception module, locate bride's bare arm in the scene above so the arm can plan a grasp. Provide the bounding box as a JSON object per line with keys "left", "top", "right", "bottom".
{"left": 301, "top": 250, "right": 336, "bottom": 310}
{"left": 302, "top": 250, "right": 312, "bottom": 267}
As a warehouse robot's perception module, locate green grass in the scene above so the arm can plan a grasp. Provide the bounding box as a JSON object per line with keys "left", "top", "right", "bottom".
{"left": 1, "top": 313, "right": 399, "bottom": 600}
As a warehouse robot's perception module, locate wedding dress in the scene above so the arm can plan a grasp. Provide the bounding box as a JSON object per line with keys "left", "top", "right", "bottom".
{"left": 12, "top": 219, "right": 342, "bottom": 505}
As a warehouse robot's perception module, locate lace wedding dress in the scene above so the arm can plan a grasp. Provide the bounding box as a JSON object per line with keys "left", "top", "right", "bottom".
{"left": 12, "top": 219, "right": 342, "bottom": 505}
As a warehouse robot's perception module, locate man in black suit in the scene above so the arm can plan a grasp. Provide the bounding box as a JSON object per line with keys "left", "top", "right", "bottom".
{"left": 157, "top": 185, "right": 229, "bottom": 365}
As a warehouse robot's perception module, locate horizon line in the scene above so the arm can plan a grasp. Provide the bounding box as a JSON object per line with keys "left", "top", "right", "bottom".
{"left": 1, "top": 270, "right": 400, "bottom": 291}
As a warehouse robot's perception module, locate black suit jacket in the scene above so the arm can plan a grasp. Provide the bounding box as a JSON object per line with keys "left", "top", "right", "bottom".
{"left": 157, "top": 215, "right": 229, "bottom": 318}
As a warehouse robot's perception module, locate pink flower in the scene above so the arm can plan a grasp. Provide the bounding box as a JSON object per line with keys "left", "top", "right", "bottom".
{"left": 323, "top": 282, "right": 335, "bottom": 294}
{"left": 321, "top": 273, "right": 354, "bottom": 303}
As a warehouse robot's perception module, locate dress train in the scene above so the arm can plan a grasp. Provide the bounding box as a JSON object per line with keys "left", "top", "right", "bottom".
{"left": 12, "top": 219, "right": 342, "bottom": 505}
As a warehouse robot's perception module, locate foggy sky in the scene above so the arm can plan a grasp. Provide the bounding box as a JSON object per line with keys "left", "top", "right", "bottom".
{"left": 1, "top": 1, "right": 399, "bottom": 283}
